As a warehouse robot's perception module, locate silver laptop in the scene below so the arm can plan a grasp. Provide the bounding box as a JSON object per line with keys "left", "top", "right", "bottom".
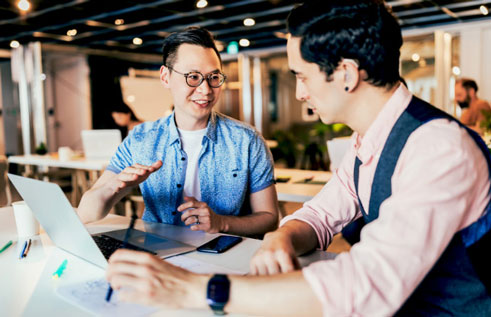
{"left": 81, "top": 129, "right": 122, "bottom": 159}
{"left": 8, "top": 174, "right": 196, "bottom": 269}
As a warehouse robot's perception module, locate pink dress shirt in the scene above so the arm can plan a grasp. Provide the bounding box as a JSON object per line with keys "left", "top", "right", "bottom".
{"left": 281, "top": 85, "right": 491, "bottom": 316}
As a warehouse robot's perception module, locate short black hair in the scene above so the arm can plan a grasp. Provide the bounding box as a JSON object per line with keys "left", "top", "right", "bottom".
{"left": 113, "top": 101, "right": 139, "bottom": 121}
{"left": 456, "top": 78, "right": 478, "bottom": 93}
{"left": 161, "top": 26, "right": 221, "bottom": 69}
{"left": 287, "top": 0, "right": 402, "bottom": 88}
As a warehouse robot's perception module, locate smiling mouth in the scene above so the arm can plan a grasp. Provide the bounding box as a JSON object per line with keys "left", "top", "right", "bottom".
{"left": 192, "top": 100, "right": 212, "bottom": 108}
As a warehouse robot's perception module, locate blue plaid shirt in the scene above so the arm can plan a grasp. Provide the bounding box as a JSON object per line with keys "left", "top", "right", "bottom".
{"left": 106, "top": 111, "right": 274, "bottom": 225}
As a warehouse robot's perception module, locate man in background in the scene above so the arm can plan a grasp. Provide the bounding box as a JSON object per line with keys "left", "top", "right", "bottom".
{"left": 455, "top": 77, "right": 491, "bottom": 134}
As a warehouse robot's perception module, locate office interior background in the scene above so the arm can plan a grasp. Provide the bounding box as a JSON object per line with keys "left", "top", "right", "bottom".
{"left": 1, "top": 0, "right": 491, "bottom": 198}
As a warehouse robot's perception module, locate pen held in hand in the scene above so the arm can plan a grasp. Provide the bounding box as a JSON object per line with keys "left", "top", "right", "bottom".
{"left": 106, "top": 213, "right": 137, "bottom": 302}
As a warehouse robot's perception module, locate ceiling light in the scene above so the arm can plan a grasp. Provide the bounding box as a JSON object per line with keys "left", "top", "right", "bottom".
{"left": 10, "top": 40, "right": 20, "bottom": 48}
{"left": 196, "top": 0, "right": 208, "bottom": 9}
{"left": 411, "top": 53, "right": 420, "bottom": 62}
{"left": 239, "top": 39, "right": 250, "bottom": 47}
{"left": 115, "top": 19, "right": 125, "bottom": 25}
{"left": 17, "top": 0, "right": 30, "bottom": 11}
{"left": 452, "top": 66, "right": 461, "bottom": 76}
{"left": 133, "top": 37, "right": 143, "bottom": 45}
{"left": 480, "top": 5, "right": 489, "bottom": 16}
{"left": 40, "top": 73, "right": 46, "bottom": 81}
{"left": 243, "top": 18, "right": 255, "bottom": 26}
{"left": 67, "top": 29, "right": 77, "bottom": 36}
{"left": 127, "top": 95, "right": 136, "bottom": 103}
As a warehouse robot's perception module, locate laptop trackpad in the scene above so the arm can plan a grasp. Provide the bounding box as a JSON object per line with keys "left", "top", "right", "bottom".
{"left": 101, "top": 229, "right": 169, "bottom": 249}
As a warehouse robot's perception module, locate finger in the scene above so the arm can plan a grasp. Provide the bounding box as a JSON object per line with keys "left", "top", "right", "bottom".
{"left": 109, "top": 249, "right": 160, "bottom": 266}
{"left": 177, "top": 201, "right": 198, "bottom": 212}
{"left": 132, "top": 163, "right": 155, "bottom": 171}
{"left": 151, "top": 160, "right": 163, "bottom": 169}
{"left": 277, "top": 252, "right": 297, "bottom": 273}
{"left": 118, "top": 172, "right": 140, "bottom": 182}
{"left": 183, "top": 214, "right": 199, "bottom": 226}
{"left": 183, "top": 196, "right": 197, "bottom": 203}
{"left": 180, "top": 209, "right": 197, "bottom": 221}
{"left": 123, "top": 166, "right": 149, "bottom": 176}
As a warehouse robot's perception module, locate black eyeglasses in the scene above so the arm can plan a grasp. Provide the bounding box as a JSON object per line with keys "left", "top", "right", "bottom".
{"left": 166, "top": 66, "right": 227, "bottom": 88}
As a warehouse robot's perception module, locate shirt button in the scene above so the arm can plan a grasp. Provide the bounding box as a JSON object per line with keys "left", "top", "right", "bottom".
{"left": 233, "top": 173, "right": 237, "bottom": 177}
{"left": 181, "top": 157, "right": 186, "bottom": 161}
{"left": 177, "top": 184, "right": 182, "bottom": 188}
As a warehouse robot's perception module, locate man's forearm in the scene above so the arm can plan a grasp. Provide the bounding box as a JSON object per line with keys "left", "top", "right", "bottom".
{"left": 77, "top": 183, "right": 132, "bottom": 223}
{"left": 275, "top": 220, "right": 319, "bottom": 255}
{"left": 219, "top": 211, "right": 278, "bottom": 237}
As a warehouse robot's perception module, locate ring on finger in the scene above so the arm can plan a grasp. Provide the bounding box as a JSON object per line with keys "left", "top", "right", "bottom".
{"left": 195, "top": 215, "right": 200, "bottom": 225}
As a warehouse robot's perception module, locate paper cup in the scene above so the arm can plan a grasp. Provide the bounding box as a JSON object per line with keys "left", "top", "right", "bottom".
{"left": 58, "top": 146, "right": 72, "bottom": 161}
{"left": 12, "top": 201, "right": 40, "bottom": 237}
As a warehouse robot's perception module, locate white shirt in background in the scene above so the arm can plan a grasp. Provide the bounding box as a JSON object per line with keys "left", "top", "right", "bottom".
{"left": 178, "top": 127, "right": 207, "bottom": 201}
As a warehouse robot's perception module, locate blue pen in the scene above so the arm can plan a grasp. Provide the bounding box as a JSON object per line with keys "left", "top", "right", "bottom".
{"left": 19, "top": 240, "right": 28, "bottom": 259}
{"left": 106, "top": 213, "right": 137, "bottom": 302}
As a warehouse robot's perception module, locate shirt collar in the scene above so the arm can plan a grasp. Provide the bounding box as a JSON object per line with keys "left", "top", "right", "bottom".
{"left": 167, "top": 111, "right": 219, "bottom": 146}
{"left": 354, "top": 84, "right": 413, "bottom": 164}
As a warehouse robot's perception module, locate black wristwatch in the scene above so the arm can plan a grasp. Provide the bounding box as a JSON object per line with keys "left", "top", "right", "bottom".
{"left": 207, "top": 274, "right": 230, "bottom": 315}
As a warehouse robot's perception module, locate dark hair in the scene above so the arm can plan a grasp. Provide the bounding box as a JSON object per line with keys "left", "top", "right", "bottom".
{"left": 162, "top": 26, "right": 221, "bottom": 69}
{"left": 456, "top": 78, "right": 478, "bottom": 93}
{"left": 287, "top": 0, "right": 402, "bottom": 88}
{"left": 113, "top": 102, "right": 139, "bottom": 121}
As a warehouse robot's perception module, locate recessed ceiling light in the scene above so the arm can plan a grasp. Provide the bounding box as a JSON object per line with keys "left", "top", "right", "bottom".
{"left": 411, "top": 53, "right": 420, "bottom": 62}
{"left": 243, "top": 18, "right": 255, "bottom": 26}
{"left": 115, "top": 19, "right": 125, "bottom": 25}
{"left": 133, "top": 37, "right": 143, "bottom": 45}
{"left": 480, "top": 5, "right": 489, "bottom": 16}
{"left": 17, "top": 0, "right": 30, "bottom": 11}
{"left": 10, "top": 40, "right": 20, "bottom": 48}
{"left": 196, "top": 0, "right": 208, "bottom": 9}
{"left": 239, "top": 39, "right": 250, "bottom": 47}
{"left": 67, "top": 29, "right": 77, "bottom": 36}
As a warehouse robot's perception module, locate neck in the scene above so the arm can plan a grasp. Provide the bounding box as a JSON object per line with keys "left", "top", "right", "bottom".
{"left": 344, "top": 83, "right": 399, "bottom": 137}
{"left": 174, "top": 111, "right": 210, "bottom": 131}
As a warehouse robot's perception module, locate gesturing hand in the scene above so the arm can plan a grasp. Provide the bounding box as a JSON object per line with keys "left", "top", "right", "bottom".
{"left": 115, "top": 160, "right": 163, "bottom": 192}
{"left": 249, "top": 231, "right": 300, "bottom": 275}
{"left": 178, "top": 196, "right": 225, "bottom": 233}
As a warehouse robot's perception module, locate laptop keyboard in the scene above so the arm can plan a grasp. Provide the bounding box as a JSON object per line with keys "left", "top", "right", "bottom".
{"left": 93, "top": 234, "right": 156, "bottom": 259}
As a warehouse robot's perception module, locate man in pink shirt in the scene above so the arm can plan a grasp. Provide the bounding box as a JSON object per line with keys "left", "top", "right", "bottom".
{"left": 105, "top": 1, "right": 491, "bottom": 315}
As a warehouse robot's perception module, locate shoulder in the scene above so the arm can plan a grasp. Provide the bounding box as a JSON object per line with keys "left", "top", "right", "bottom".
{"left": 214, "top": 112, "right": 262, "bottom": 140}
{"left": 476, "top": 99, "right": 491, "bottom": 110}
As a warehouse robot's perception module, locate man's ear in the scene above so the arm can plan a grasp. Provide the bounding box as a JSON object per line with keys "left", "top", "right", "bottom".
{"left": 342, "top": 60, "right": 360, "bottom": 93}
{"left": 160, "top": 65, "right": 171, "bottom": 88}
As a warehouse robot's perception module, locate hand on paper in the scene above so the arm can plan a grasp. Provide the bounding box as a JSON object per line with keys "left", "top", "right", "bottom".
{"left": 115, "top": 160, "right": 163, "bottom": 192}
{"left": 178, "top": 196, "right": 224, "bottom": 233}
{"left": 106, "top": 249, "right": 208, "bottom": 309}
{"left": 249, "top": 231, "right": 300, "bottom": 275}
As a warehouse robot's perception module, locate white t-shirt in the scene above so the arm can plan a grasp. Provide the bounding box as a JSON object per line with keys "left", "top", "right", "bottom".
{"left": 178, "top": 127, "right": 207, "bottom": 201}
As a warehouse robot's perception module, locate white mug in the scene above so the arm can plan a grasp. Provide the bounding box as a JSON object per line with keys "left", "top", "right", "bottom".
{"left": 12, "top": 201, "right": 40, "bottom": 237}
{"left": 58, "top": 146, "right": 73, "bottom": 161}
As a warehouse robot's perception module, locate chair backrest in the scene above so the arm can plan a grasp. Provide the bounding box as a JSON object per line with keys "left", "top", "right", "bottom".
{"left": 327, "top": 137, "right": 352, "bottom": 172}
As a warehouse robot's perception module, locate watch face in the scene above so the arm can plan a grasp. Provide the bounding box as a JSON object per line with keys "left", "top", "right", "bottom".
{"left": 207, "top": 274, "right": 230, "bottom": 304}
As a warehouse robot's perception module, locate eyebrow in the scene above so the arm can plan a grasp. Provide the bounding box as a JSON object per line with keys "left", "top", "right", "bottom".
{"left": 189, "top": 68, "right": 221, "bottom": 74}
{"left": 290, "top": 70, "right": 300, "bottom": 75}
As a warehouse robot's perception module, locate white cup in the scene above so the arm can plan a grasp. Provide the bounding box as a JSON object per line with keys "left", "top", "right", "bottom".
{"left": 12, "top": 201, "right": 40, "bottom": 237}
{"left": 58, "top": 146, "right": 73, "bottom": 161}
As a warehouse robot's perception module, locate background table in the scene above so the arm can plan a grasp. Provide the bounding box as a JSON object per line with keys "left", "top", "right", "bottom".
{"left": 0, "top": 206, "right": 335, "bottom": 316}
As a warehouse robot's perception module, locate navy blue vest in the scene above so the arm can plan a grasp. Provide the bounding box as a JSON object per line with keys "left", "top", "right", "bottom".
{"left": 349, "top": 96, "right": 491, "bottom": 315}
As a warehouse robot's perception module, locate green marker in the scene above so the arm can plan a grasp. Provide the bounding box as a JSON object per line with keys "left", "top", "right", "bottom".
{"left": 0, "top": 240, "right": 13, "bottom": 254}
{"left": 52, "top": 259, "right": 68, "bottom": 279}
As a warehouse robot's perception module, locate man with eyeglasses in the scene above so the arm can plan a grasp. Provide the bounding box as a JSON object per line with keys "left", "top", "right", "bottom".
{"left": 78, "top": 27, "right": 278, "bottom": 237}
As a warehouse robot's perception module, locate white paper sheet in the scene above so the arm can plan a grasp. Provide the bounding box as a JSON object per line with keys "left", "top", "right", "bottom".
{"left": 165, "top": 256, "right": 246, "bottom": 275}
{"left": 56, "top": 278, "right": 157, "bottom": 316}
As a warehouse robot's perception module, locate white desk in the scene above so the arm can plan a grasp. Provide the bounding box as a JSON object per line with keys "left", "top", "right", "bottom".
{"left": 275, "top": 168, "right": 331, "bottom": 203}
{"left": 8, "top": 154, "right": 110, "bottom": 205}
{"left": 0, "top": 207, "right": 335, "bottom": 316}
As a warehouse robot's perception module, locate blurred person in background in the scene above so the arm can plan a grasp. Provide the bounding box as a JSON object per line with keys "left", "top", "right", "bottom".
{"left": 455, "top": 78, "right": 491, "bottom": 134}
{"left": 111, "top": 101, "right": 143, "bottom": 136}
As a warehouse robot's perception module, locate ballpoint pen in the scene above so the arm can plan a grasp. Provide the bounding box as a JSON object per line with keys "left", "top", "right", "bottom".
{"left": 106, "top": 212, "right": 137, "bottom": 302}
{"left": 23, "top": 239, "right": 32, "bottom": 258}
{"left": 19, "top": 240, "right": 28, "bottom": 259}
